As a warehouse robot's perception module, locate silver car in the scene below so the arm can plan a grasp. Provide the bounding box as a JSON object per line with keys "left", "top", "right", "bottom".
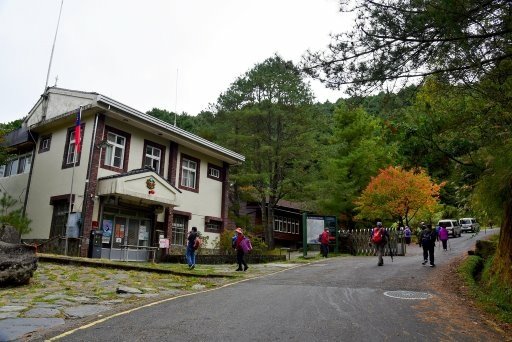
{"left": 459, "top": 218, "right": 480, "bottom": 233}
{"left": 437, "top": 219, "right": 462, "bottom": 237}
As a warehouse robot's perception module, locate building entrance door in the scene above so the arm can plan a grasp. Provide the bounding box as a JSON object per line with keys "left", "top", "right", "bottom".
{"left": 100, "top": 206, "right": 152, "bottom": 261}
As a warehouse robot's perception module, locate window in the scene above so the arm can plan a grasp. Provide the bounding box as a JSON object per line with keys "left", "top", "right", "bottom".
{"left": 145, "top": 145, "right": 161, "bottom": 170}
{"left": 17, "top": 154, "right": 32, "bottom": 174}
{"left": 100, "top": 127, "right": 130, "bottom": 173}
{"left": 205, "top": 216, "right": 222, "bottom": 233}
{"left": 142, "top": 140, "right": 165, "bottom": 175}
{"left": 172, "top": 216, "right": 187, "bottom": 245}
{"left": 50, "top": 201, "right": 69, "bottom": 238}
{"left": 1, "top": 153, "right": 32, "bottom": 177}
{"left": 207, "top": 164, "right": 222, "bottom": 181}
{"left": 62, "top": 125, "right": 84, "bottom": 169}
{"left": 39, "top": 135, "right": 52, "bottom": 153}
{"left": 273, "top": 215, "right": 300, "bottom": 235}
{"left": 105, "top": 132, "right": 126, "bottom": 168}
{"left": 179, "top": 154, "right": 200, "bottom": 192}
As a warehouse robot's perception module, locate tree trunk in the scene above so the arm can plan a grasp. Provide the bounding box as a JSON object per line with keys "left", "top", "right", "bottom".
{"left": 494, "top": 194, "right": 512, "bottom": 284}
{"left": 260, "top": 199, "right": 274, "bottom": 250}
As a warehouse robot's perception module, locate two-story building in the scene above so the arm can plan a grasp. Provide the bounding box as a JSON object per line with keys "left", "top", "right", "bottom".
{"left": 0, "top": 87, "right": 244, "bottom": 261}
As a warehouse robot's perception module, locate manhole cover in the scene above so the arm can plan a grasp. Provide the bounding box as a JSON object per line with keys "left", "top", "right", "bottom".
{"left": 383, "top": 291, "right": 432, "bottom": 300}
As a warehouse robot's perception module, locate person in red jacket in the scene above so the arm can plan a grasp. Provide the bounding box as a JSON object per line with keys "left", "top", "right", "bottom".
{"left": 319, "top": 227, "right": 330, "bottom": 258}
{"left": 233, "top": 227, "right": 249, "bottom": 271}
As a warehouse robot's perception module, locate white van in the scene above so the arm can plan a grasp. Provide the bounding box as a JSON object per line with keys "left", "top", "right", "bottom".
{"left": 459, "top": 218, "right": 480, "bottom": 233}
{"left": 437, "top": 219, "right": 462, "bottom": 238}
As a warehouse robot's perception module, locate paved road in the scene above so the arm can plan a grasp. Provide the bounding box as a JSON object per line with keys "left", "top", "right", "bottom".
{"left": 40, "top": 229, "right": 503, "bottom": 341}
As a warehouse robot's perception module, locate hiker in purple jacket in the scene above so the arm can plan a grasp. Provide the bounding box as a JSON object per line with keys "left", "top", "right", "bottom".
{"left": 438, "top": 226, "right": 449, "bottom": 251}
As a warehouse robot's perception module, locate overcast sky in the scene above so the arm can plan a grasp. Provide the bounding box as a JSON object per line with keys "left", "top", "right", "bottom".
{"left": 0, "top": 0, "right": 353, "bottom": 124}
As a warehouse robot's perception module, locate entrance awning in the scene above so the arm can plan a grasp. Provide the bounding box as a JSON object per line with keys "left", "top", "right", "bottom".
{"left": 97, "top": 168, "right": 180, "bottom": 207}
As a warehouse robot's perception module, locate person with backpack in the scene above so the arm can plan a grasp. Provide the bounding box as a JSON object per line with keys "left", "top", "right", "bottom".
{"left": 369, "top": 222, "right": 389, "bottom": 266}
{"left": 438, "top": 225, "right": 449, "bottom": 251}
{"left": 233, "top": 227, "right": 249, "bottom": 271}
{"left": 319, "top": 227, "right": 330, "bottom": 258}
{"left": 404, "top": 226, "right": 412, "bottom": 245}
{"left": 419, "top": 224, "right": 437, "bottom": 267}
{"left": 186, "top": 226, "right": 198, "bottom": 270}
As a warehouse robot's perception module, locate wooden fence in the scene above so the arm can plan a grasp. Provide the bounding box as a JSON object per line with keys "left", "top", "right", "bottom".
{"left": 339, "top": 228, "right": 406, "bottom": 256}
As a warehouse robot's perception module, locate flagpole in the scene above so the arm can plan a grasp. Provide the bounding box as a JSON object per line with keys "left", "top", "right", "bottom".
{"left": 65, "top": 106, "right": 81, "bottom": 256}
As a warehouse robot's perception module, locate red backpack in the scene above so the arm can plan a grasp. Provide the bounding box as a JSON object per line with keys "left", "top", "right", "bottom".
{"left": 371, "top": 227, "right": 384, "bottom": 244}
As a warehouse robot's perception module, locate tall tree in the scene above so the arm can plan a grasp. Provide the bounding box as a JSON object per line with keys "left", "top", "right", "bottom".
{"left": 318, "top": 103, "right": 397, "bottom": 228}
{"left": 215, "top": 55, "right": 317, "bottom": 248}
{"left": 355, "top": 166, "right": 444, "bottom": 226}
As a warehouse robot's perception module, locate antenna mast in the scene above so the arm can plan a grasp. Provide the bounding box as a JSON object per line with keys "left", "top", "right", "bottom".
{"left": 44, "top": 0, "right": 64, "bottom": 92}
{"left": 174, "top": 68, "right": 178, "bottom": 126}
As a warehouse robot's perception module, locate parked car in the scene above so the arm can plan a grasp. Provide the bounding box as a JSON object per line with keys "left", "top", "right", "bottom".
{"left": 459, "top": 218, "right": 480, "bottom": 233}
{"left": 437, "top": 219, "right": 462, "bottom": 237}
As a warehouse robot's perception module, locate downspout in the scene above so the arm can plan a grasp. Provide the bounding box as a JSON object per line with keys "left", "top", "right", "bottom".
{"left": 22, "top": 126, "right": 37, "bottom": 218}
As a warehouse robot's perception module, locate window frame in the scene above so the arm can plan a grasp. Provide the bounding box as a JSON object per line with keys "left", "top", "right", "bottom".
{"left": 100, "top": 126, "right": 131, "bottom": 173}
{"left": 1, "top": 152, "right": 33, "bottom": 177}
{"left": 142, "top": 139, "right": 166, "bottom": 176}
{"left": 179, "top": 154, "right": 200, "bottom": 193}
{"left": 207, "top": 163, "right": 222, "bottom": 181}
{"left": 171, "top": 215, "right": 188, "bottom": 246}
{"left": 204, "top": 216, "right": 223, "bottom": 233}
{"left": 62, "top": 124, "right": 85, "bottom": 169}
{"left": 38, "top": 134, "right": 52, "bottom": 153}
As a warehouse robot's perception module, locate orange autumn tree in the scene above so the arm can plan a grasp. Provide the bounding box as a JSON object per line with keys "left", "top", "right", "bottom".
{"left": 354, "top": 166, "right": 444, "bottom": 226}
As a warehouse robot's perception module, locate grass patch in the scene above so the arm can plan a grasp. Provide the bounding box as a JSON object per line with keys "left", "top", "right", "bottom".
{"left": 459, "top": 255, "right": 512, "bottom": 323}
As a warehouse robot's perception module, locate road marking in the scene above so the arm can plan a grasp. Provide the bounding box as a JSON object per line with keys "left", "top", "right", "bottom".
{"left": 383, "top": 290, "right": 433, "bottom": 300}
{"left": 46, "top": 263, "right": 306, "bottom": 341}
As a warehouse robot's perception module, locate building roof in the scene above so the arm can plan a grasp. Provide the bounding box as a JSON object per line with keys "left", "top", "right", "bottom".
{"left": 26, "top": 87, "right": 245, "bottom": 165}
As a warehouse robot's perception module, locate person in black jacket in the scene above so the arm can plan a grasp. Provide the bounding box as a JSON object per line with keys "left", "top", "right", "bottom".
{"left": 186, "top": 227, "right": 198, "bottom": 269}
{"left": 419, "top": 224, "right": 437, "bottom": 267}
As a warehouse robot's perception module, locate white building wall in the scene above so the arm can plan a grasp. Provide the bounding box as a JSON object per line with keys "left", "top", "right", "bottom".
{"left": 24, "top": 116, "right": 93, "bottom": 239}
{"left": 175, "top": 147, "right": 223, "bottom": 245}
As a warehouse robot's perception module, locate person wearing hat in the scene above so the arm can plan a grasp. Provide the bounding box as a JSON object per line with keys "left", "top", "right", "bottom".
{"left": 233, "top": 227, "right": 249, "bottom": 271}
{"left": 319, "top": 227, "right": 330, "bottom": 258}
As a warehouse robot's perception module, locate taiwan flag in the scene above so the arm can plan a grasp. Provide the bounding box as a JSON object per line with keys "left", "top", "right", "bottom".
{"left": 74, "top": 108, "right": 81, "bottom": 153}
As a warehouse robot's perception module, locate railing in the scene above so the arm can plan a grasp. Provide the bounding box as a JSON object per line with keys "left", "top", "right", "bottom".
{"left": 339, "top": 228, "right": 406, "bottom": 256}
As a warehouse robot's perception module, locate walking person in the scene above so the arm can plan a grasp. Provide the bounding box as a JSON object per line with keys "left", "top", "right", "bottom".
{"left": 369, "top": 222, "right": 389, "bottom": 266}
{"left": 419, "top": 224, "right": 437, "bottom": 267}
{"left": 233, "top": 227, "right": 249, "bottom": 271}
{"left": 319, "top": 227, "right": 330, "bottom": 258}
{"left": 404, "top": 226, "right": 412, "bottom": 245}
{"left": 438, "top": 225, "right": 449, "bottom": 251}
{"left": 186, "top": 226, "right": 198, "bottom": 270}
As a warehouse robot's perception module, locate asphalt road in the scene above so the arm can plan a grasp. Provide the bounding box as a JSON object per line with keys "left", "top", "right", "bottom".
{"left": 42, "top": 229, "right": 503, "bottom": 342}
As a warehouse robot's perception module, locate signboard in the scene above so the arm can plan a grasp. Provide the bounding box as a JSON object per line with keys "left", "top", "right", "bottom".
{"left": 306, "top": 216, "right": 325, "bottom": 244}
{"left": 159, "top": 238, "right": 169, "bottom": 248}
{"left": 302, "top": 214, "right": 338, "bottom": 256}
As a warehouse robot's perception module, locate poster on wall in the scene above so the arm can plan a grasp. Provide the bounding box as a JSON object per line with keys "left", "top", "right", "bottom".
{"left": 307, "top": 216, "right": 325, "bottom": 244}
{"left": 102, "top": 220, "right": 113, "bottom": 237}
{"left": 115, "top": 224, "right": 125, "bottom": 238}
{"left": 159, "top": 238, "right": 169, "bottom": 248}
{"left": 139, "top": 226, "right": 148, "bottom": 241}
